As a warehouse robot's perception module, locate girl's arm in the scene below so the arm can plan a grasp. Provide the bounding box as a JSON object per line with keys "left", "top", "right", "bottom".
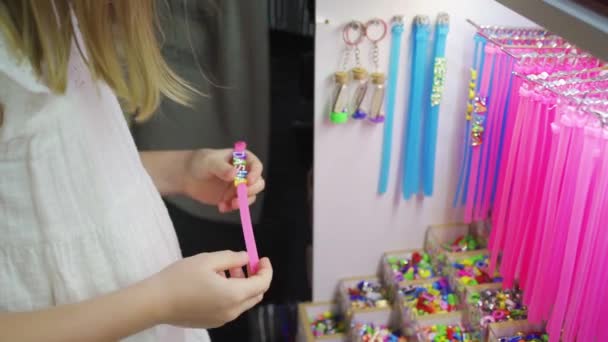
{"left": 0, "top": 279, "right": 162, "bottom": 342}
{"left": 139, "top": 149, "right": 265, "bottom": 212}
{"left": 139, "top": 150, "right": 193, "bottom": 195}
{"left": 0, "top": 251, "right": 273, "bottom": 342}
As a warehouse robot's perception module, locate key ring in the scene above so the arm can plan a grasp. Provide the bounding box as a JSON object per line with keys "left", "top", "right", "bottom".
{"left": 343, "top": 20, "right": 365, "bottom": 46}
{"left": 365, "top": 18, "right": 388, "bottom": 43}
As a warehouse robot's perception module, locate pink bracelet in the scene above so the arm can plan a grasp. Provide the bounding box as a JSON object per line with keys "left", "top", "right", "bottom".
{"left": 233, "top": 141, "right": 260, "bottom": 274}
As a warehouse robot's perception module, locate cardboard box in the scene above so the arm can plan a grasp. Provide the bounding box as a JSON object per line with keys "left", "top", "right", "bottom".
{"left": 462, "top": 283, "right": 504, "bottom": 332}
{"left": 380, "top": 249, "right": 439, "bottom": 294}
{"left": 348, "top": 308, "right": 399, "bottom": 342}
{"left": 463, "top": 283, "right": 529, "bottom": 342}
{"left": 409, "top": 312, "right": 481, "bottom": 341}
{"left": 392, "top": 278, "right": 461, "bottom": 329}
{"left": 488, "top": 320, "right": 545, "bottom": 342}
{"left": 424, "top": 223, "right": 488, "bottom": 275}
{"left": 337, "top": 275, "right": 393, "bottom": 324}
{"left": 297, "top": 302, "right": 345, "bottom": 342}
{"left": 446, "top": 251, "right": 501, "bottom": 301}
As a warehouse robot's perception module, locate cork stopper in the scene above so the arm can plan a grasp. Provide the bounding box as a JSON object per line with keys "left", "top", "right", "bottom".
{"left": 352, "top": 67, "right": 368, "bottom": 81}
{"left": 334, "top": 71, "right": 349, "bottom": 84}
{"left": 371, "top": 72, "right": 386, "bottom": 84}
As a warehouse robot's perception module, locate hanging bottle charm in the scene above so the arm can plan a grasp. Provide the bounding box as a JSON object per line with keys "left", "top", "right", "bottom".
{"left": 330, "top": 20, "right": 364, "bottom": 124}
{"left": 351, "top": 67, "right": 369, "bottom": 119}
{"left": 330, "top": 71, "right": 350, "bottom": 124}
{"left": 365, "top": 18, "right": 388, "bottom": 123}
{"left": 348, "top": 21, "right": 368, "bottom": 120}
{"left": 369, "top": 73, "right": 386, "bottom": 123}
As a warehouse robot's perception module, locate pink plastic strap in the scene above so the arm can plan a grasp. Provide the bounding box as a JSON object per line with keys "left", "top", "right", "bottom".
{"left": 519, "top": 99, "right": 555, "bottom": 293}
{"left": 542, "top": 114, "right": 583, "bottom": 322}
{"left": 577, "top": 131, "right": 608, "bottom": 341}
{"left": 500, "top": 94, "right": 541, "bottom": 287}
{"left": 489, "top": 89, "right": 530, "bottom": 275}
{"left": 548, "top": 123, "right": 599, "bottom": 339}
{"left": 489, "top": 73, "right": 523, "bottom": 246}
{"left": 233, "top": 142, "right": 260, "bottom": 274}
{"left": 511, "top": 96, "right": 544, "bottom": 283}
{"left": 527, "top": 118, "right": 571, "bottom": 322}
{"left": 476, "top": 52, "right": 508, "bottom": 220}
{"left": 564, "top": 130, "right": 606, "bottom": 340}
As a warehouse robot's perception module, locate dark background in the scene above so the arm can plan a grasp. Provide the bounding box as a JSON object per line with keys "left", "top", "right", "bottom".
{"left": 165, "top": 3, "right": 315, "bottom": 340}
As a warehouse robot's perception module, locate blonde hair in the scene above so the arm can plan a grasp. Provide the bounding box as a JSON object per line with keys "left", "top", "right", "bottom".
{"left": 0, "top": 0, "right": 196, "bottom": 122}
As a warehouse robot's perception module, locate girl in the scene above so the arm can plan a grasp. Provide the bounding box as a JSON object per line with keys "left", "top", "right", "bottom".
{"left": 0, "top": 1, "right": 272, "bottom": 341}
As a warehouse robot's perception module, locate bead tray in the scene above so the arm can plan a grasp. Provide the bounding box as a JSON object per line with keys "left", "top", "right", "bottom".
{"left": 487, "top": 320, "right": 546, "bottom": 342}
{"left": 337, "top": 275, "right": 393, "bottom": 324}
{"left": 446, "top": 251, "right": 502, "bottom": 299}
{"left": 380, "top": 249, "right": 439, "bottom": 293}
{"left": 347, "top": 308, "right": 403, "bottom": 342}
{"left": 410, "top": 311, "right": 481, "bottom": 341}
{"left": 463, "top": 283, "right": 529, "bottom": 342}
{"left": 297, "top": 301, "right": 345, "bottom": 342}
{"left": 424, "top": 223, "right": 488, "bottom": 275}
{"left": 393, "top": 278, "right": 461, "bottom": 330}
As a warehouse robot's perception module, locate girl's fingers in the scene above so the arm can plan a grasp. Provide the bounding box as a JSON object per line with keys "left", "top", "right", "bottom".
{"left": 246, "top": 152, "right": 263, "bottom": 183}
{"left": 230, "top": 267, "right": 245, "bottom": 278}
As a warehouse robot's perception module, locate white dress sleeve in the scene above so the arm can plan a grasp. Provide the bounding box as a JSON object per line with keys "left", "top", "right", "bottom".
{"left": 0, "top": 32, "right": 51, "bottom": 94}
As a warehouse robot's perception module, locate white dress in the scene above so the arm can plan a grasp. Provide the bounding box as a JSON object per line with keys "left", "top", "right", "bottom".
{"left": 0, "top": 29, "right": 210, "bottom": 342}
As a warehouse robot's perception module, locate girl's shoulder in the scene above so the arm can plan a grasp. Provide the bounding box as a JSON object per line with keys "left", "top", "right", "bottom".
{"left": 0, "top": 30, "right": 51, "bottom": 94}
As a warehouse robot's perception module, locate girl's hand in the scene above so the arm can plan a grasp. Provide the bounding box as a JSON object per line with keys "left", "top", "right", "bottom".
{"left": 150, "top": 251, "right": 272, "bottom": 328}
{"left": 183, "top": 149, "right": 265, "bottom": 213}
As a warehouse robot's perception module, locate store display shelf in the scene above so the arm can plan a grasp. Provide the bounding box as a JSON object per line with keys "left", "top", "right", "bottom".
{"left": 496, "top": 0, "right": 608, "bottom": 60}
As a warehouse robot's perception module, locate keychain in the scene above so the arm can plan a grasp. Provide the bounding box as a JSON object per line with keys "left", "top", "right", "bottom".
{"left": 330, "top": 21, "right": 365, "bottom": 124}
{"left": 348, "top": 21, "right": 369, "bottom": 120}
{"left": 365, "top": 18, "right": 388, "bottom": 123}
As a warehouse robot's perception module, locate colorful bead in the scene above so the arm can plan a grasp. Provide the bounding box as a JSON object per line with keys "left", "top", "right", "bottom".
{"left": 467, "top": 287, "right": 527, "bottom": 328}
{"left": 442, "top": 234, "right": 481, "bottom": 252}
{"left": 232, "top": 150, "right": 247, "bottom": 186}
{"left": 471, "top": 97, "right": 487, "bottom": 147}
{"left": 351, "top": 322, "right": 407, "bottom": 342}
{"left": 387, "top": 252, "right": 435, "bottom": 282}
{"left": 465, "top": 68, "right": 477, "bottom": 120}
{"left": 348, "top": 280, "right": 389, "bottom": 309}
{"left": 420, "top": 324, "right": 480, "bottom": 342}
{"left": 310, "top": 311, "right": 345, "bottom": 337}
{"left": 399, "top": 278, "right": 458, "bottom": 317}
{"left": 451, "top": 254, "right": 501, "bottom": 288}
{"left": 497, "top": 331, "right": 549, "bottom": 342}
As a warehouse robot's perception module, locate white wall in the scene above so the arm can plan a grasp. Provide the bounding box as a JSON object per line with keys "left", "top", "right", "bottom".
{"left": 313, "top": 0, "right": 533, "bottom": 300}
